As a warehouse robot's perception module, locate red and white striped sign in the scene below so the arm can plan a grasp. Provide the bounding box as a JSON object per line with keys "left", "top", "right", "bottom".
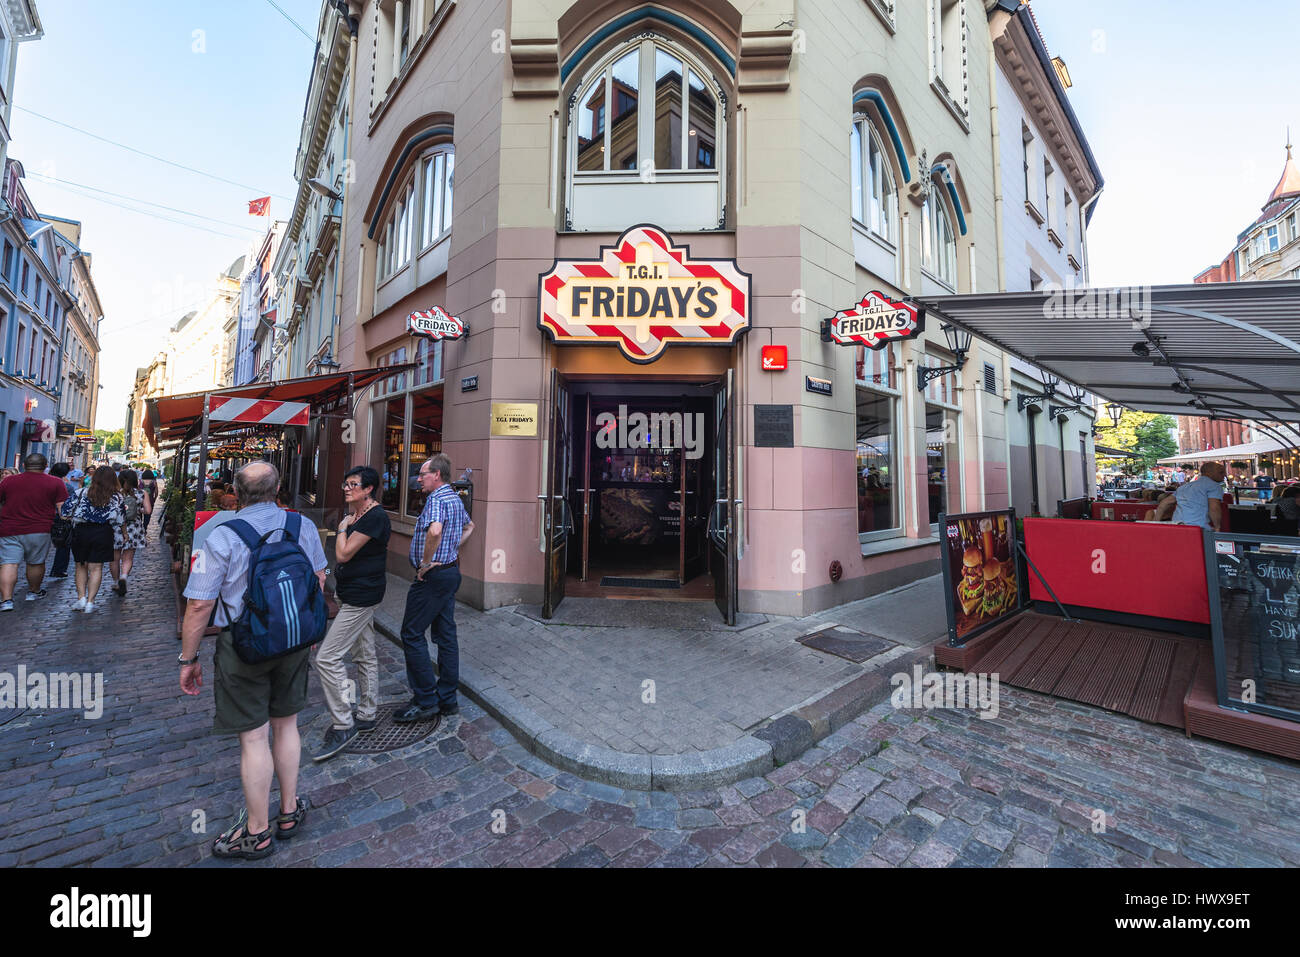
{"left": 208, "top": 396, "right": 310, "bottom": 426}
{"left": 408, "top": 305, "right": 466, "bottom": 340}
{"left": 538, "top": 225, "right": 751, "bottom": 363}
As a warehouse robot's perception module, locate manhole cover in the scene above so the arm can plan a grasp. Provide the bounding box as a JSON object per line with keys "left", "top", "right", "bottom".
{"left": 799, "top": 627, "right": 896, "bottom": 663}
{"left": 345, "top": 704, "right": 442, "bottom": 754}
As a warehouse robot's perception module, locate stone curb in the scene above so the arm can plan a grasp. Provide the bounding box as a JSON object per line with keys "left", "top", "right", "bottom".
{"left": 374, "top": 609, "right": 935, "bottom": 791}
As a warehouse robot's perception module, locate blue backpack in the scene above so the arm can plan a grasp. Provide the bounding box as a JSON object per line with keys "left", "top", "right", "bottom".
{"left": 223, "top": 512, "right": 328, "bottom": 664}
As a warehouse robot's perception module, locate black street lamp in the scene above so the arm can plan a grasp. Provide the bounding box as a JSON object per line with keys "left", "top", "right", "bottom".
{"left": 916, "top": 323, "right": 973, "bottom": 392}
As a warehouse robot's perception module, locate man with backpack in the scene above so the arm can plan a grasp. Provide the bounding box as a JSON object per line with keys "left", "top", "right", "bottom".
{"left": 179, "top": 461, "right": 329, "bottom": 860}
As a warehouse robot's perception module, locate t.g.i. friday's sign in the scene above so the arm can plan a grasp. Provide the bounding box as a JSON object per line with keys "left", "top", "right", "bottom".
{"left": 820, "top": 291, "right": 924, "bottom": 349}
{"left": 537, "top": 225, "right": 751, "bottom": 363}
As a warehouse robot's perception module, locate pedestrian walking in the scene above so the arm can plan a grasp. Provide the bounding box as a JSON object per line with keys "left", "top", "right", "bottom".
{"left": 0, "top": 454, "right": 68, "bottom": 612}
{"left": 139, "top": 468, "right": 160, "bottom": 531}
{"left": 179, "top": 461, "right": 328, "bottom": 860}
{"left": 394, "top": 453, "right": 474, "bottom": 723}
{"left": 311, "top": 465, "right": 392, "bottom": 761}
{"left": 62, "top": 465, "right": 124, "bottom": 613}
{"left": 47, "top": 463, "right": 77, "bottom": 580}
{"left": 110, "top": 469, "right": 149, "bottom": 596}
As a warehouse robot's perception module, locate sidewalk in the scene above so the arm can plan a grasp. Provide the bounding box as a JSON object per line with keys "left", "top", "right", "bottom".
{"left": 372, "top": 574, "right": 945, "bottom": 790}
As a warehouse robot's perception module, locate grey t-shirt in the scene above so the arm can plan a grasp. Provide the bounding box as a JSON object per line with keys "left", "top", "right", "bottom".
{"left": 184, "top": 502, "right": 328, "bottom": 626}
{"left": 1171, "top": 475, "right": 1224, "bottom": 529}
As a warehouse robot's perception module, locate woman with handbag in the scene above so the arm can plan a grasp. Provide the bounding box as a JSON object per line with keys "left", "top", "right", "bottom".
{"left": 110, "top": 469, "right": 150, "bottom": 596}
{"left": 47, "top": 463, "right": 76, "bottom": 580}
{"left": 62, "top": 465, "right": 125, "bottom": 613}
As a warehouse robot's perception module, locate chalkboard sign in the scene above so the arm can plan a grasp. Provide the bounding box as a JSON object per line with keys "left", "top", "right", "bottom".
{"left": 1207, "top": 534, "right": 1300, "bottom": 720}
{"left": 753, "top": 405, "right": 794, "bottom": 448}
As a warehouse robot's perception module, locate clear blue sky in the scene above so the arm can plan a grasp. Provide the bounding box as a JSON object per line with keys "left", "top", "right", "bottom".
{"left": 10, "top": 1, "right": 1299, "bottom": 429}
{"left": 12, "top": 0, "right": 320, "bottom": 429}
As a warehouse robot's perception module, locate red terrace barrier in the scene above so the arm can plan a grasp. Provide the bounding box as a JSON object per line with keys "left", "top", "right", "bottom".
{"left": 1090, "top": 500, "right": 1154, "bottom": 520}
{"left": 1023, "top": 517, "right": 1210, "bottom": 625}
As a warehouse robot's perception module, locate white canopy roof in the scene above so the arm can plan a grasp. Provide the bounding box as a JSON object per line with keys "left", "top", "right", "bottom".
{"left": 1157, "top": 437, "right": 1292, "bottom": 465}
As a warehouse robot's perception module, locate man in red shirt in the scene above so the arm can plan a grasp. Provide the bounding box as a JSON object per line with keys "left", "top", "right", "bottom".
{"left": 0, "top": 453, "right": 68, "bottom": 611}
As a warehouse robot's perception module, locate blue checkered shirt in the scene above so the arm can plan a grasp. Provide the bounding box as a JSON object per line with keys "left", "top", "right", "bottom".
{"left": 410, "top": 483, "right": 469, "bottom": 568}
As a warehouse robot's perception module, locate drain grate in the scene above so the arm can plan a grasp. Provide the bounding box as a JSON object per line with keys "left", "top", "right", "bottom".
{"left": 345, "top": 704, "right": 442, "bottom": 754}
{"left": 600, "top": 577, "right": 680, "bottom": 589}
{"left": 798, "top": 627, "right": 896, "bottom": 663}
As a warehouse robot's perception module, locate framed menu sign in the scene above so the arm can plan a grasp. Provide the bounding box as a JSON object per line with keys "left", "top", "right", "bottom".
{"left": 939, "top": 508, "right": 1025, "bottom": 646}
{"left": 1206, "top": 533, "right": 1300, "bottom": 721}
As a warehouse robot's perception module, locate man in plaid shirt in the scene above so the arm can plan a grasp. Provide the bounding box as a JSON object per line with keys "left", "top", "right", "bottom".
{"left": 394, "top": 453, "right": 475, "bottom": 723}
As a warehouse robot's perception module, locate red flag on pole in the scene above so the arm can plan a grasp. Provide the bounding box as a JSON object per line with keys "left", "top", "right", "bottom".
{"left": 248, "top": 196, "right": 271, "bottom": 216}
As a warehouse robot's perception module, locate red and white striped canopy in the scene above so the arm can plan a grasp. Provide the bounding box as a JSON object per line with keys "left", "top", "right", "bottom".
{"left": 208, "top": 396, "right": 309, "bottom": 426}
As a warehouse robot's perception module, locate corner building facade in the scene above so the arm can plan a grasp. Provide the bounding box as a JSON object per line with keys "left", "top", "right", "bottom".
{"left": 338, "top": 0, "right": 1016, "bottom": 619}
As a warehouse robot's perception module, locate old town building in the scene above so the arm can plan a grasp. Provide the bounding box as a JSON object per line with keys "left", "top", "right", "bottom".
{"left": 45, "top": 215, "right": 103, "bottom": 466}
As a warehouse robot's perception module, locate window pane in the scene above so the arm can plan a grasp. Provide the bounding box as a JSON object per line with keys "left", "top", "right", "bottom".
{"left": 422, "top": 157, "right": 434, "bottom": 246}
{"left": 442, "top": 152, "right": 454, "bottom": 234}
{"left": 654, "top": 50, "right": 684, "bottom": 170}
{"left": 610, "top": 49, "right": 639, "bottom": 170}
{"left": 850, "top": 123, "right": 863, "bottom": 223}
{"left": 857, "top": 388, "right": 898, "bottom": 534}
{"left": 429, "top": 153, "right": 444, "bottom": 242}
{"left": 381, "top": 397, "right": 406, "bottom": 511}
{"left": 577, "top": 75, "right": 605, "bottom": 171}
{"left": 925, "top": 405, "right": 960, "bottom": 523}
{"left": 406, "top": 388, "right": 443, "bottom": 518}
{"left": 686, "top": 70, "right": 715, "bottom": 169}
{"left": 871, "top": 130, "right": 894, "bottom": 241}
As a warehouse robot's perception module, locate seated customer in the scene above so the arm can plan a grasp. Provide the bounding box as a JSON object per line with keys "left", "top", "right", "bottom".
{"left": 1154, "top": 461, "right": 1225, "bottom": 530}
{"left": 1275, "top": 485, "right": 1300, "bottom": 523}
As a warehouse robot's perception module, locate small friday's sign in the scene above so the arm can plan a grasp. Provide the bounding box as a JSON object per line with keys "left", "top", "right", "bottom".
{"left": 821, "top": 291, "right": 924, "bottom": 349}
{"left": 408, "top": 305, "right": 467, "bottom": 341}
{"left": 490, "top": 402, "right": 539, "bottom": 437}
{"left": 805, "top": 375, "right": 832, "bottom": 396}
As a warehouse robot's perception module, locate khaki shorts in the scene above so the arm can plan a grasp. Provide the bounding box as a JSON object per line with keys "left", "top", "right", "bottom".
{"left": 211, "top": 629, "right": 311, "bottom": 735}
{"left": 0, "top": 533, "right": 52, "bottom": 566}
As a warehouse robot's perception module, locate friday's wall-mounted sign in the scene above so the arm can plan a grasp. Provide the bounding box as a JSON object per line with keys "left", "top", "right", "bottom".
{"left": 820, "top": 291, "right": 924, "bottom": 349}
{"left": 490, "top": 402, "right": 539, "bottom": 437}
{"left": 408, "top": 305, "right": 467, "bottom": 341}
{"left": 537, "top": 224, "right": 751, "bottom": 363}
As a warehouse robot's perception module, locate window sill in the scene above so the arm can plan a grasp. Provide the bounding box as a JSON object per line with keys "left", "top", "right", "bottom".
{"left": 368, "top": 0, "right": 457, "bottom": 136}
{"left": 1067, "top": 253, "right": 1082, "bottom": 272}
{"left": 1024, "top": 200, "right": 1045, "bottom": 225}
{"left": 376, "top": 263, "right": 412, "bottom": 293}
{"left": 861, "top": 535, "right": 939, "bottom": 558}
{"left": 1047, "top": 228, "right": 1063, "bottom": 250}
{"left": 930, "top": 77, "right": 970, "bottom": 133}
{"left": 920, "top": 267, "right": 955, "bottom": 294}
{"left": 851, "top": 218, "right": 897, "bottom": 254}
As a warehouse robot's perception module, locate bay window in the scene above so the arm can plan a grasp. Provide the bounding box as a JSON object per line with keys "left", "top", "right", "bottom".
{"left": 850, "top": 117, "right": 897, "bottom": 245}
{"left": 921, "top": 191, "right": 957, "bottom": 288}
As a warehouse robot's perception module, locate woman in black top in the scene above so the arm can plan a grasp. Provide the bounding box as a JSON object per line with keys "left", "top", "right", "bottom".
{"left": 310, "top": 465, "right": 392, "bottom": 762}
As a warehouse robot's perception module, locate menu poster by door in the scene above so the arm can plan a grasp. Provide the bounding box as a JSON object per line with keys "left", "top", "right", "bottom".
{"left": 599, "top": 488, "right": 679, "bottom": 545}
{"left": 940, "top": 509, "right": 1022, "bottom": 645}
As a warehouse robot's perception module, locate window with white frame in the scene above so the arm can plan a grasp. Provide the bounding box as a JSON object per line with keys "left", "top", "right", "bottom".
{"left": 929, "top": 0, "right": 968, "bottom": 115}
{"left": 921, "top": 189, "right": 957, "bottom": 288}
{"left": 1252, "top": 225, "right": 1280, "bottom": 260}
{"left": 1288, "top": 211, "right": 1299, "bottom": 243}
{"left": 1043, "top": 159, "right": 1055, "bottom": 228}
{"left": 850, "top": 117, "right": 897, "bottom": 245}
{"left": 567, "top": 35, "right": 725, "bottom": 231}
{"left": 376, "top": 175, "right": 416, "bottom": 283}
{"left": 856, "top": 343, "right": 902, "bottom": 541}
{"left": 419, "top": 147, "right": 454, "bottom": 249}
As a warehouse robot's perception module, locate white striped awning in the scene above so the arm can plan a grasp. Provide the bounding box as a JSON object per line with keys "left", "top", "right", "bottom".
{"left": 208, "top": 397, "right": 310, "bottom": 426}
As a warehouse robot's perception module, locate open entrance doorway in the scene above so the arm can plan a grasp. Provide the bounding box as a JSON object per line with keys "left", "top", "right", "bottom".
{"left": 541, "top": 371, "right": 738, "bottom": 621}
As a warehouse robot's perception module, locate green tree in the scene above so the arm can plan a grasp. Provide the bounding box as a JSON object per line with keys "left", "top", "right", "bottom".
{"left": 93, "top": 429, "right": 125, "bottom": 452}
{"left": 1096, "top": 411, "right": 1177, "bottom": 471}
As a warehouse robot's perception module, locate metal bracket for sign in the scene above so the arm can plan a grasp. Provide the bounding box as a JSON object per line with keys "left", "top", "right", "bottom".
{"left": 917, "top": 359, "right": 960, "bottom": 392}
{"left": 1016, "top": 539, "right": 1077, "bottom": 623}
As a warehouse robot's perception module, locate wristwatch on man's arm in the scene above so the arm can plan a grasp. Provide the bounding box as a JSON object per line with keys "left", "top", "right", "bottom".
{"left": 178, "top": 653, "right": 199, "bottom": 665}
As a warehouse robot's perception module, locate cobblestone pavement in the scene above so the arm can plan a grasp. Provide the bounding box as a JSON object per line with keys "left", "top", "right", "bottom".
{"left": 3, "top": 541, "right": 1300, "bottom": 867}
{"left": 371, "top": 573, "right": 948, "bottom": 754}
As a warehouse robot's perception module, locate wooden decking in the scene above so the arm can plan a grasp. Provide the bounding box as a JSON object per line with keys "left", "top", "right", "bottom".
{"left": 936, "top": 611, "right": 1206, "bottom": 730}
{"left": 937, "top": 610, "right": 1300, "bottom": 760}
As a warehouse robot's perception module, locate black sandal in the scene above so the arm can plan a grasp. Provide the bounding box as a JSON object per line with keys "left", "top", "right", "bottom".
{"left": 211, "top": 808, "right": 275, "bottom": 860}
{"left": 274, "top": 796, "right": 308, "bottom": 840}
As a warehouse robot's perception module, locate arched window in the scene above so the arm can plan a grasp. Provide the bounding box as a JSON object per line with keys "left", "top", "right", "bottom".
{"left": 921, "top": 189, "right": 957, "bottom": 288}
{"left": 376, "top": 143, "right": 454, "bottom": 284}
{"left": 566, "top": 34, "right": 726, "bottom": 231}
{"left": 850, "top": 117, "right": 897, "bottom": 245}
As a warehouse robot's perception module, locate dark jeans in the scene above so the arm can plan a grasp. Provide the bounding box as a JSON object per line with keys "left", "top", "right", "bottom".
{"left": 51, "top": 544, "right": 70, "bottom": 577}
{"left": 398, "top": 565, "right": 461, "bottom": 708}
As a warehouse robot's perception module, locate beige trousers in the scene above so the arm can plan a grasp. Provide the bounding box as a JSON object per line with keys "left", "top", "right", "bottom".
{"left": 313, "top": 602, "right": 379, "bottom": 730}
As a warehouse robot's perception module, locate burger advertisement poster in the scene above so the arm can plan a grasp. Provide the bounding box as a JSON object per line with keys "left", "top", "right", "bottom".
{"left": 941, "top": 509, "right": 1023, "bottom": 643}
